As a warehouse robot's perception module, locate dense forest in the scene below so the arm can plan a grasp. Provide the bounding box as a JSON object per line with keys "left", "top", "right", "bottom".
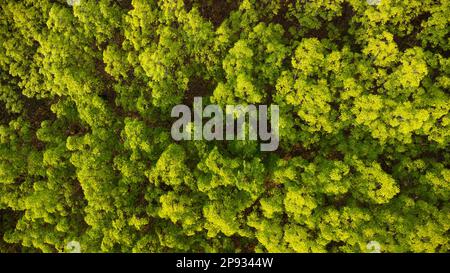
{"left": 0, "top": 0, "right": 449, "bottom": 253}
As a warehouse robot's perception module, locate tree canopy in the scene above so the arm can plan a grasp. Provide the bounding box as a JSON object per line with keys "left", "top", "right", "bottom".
{"left": 0, "top": 0, "right": 448, "bottom": 253}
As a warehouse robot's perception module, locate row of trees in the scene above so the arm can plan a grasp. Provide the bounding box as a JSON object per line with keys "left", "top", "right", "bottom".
{"left": 0, "top": 0, "right": 448, "bottom": 252}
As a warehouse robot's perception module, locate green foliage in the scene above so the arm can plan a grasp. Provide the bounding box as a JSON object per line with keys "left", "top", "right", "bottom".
{"left": 0, "top": 0, "right": 448, "bottom": 253}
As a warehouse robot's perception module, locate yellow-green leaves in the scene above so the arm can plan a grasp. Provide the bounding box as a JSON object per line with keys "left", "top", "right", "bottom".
{"left": 0, "top": 0, "right": 449, "bottom": 253}
{"left": 353, "top": 161, "right": 399, "bottom": 204}
{"left": 363, "top": 31, "right": 399, "bottom": 67}
{"left": 149, "top": 144, "right": 193, "bottom": 187}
